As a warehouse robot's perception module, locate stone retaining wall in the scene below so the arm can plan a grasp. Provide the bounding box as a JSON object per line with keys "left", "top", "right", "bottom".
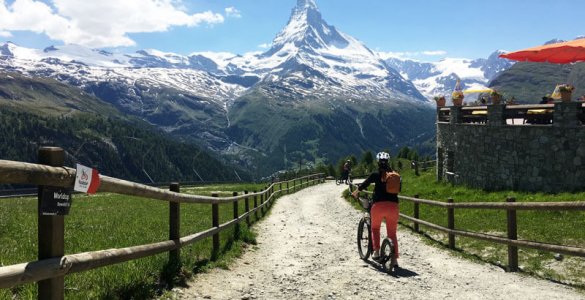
{"left": 436, "top": 103, "right": 585, "bottom": 192}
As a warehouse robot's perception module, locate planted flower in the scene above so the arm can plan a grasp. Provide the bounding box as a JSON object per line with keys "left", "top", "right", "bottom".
{"left": 558, "top": 84, "right": 575, "bottom": 102}
{"left": 434, "top": 95, "right": 446, "bottom": 107}
{"left": 451, "top": 91, "right": 464, "bottom": 106}
{"left": 558, "top": 84, "right": 575, "bottom": 92}
{"left": 490, "top": 89, "right": 503, "bottom": 104}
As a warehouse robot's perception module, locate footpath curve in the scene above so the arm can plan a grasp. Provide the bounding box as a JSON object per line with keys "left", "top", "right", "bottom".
{"left": 175, "top": 181, "right": 585, "bottom": 300}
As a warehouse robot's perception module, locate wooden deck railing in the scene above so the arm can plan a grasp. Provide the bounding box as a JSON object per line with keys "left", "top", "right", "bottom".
{"left": 355, "top": 188, "right": 585, "bottom": 272}
{"left": 0, "top": 147, "right": 325, "bottom": 299}
{"left": 437, "top": 102, "right": 585, "bottom": 125}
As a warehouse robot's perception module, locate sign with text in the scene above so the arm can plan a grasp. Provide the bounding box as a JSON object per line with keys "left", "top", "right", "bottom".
{"left": 74, "top": 164, "right": 101, "bottom": 194}
{"left": 40, "top": 187, "right": 72, "bottom": 216}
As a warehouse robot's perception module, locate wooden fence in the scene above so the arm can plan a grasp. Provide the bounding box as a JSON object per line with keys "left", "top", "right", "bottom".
{"left": 0, "top": 147, "right": 325, "bottom": 299}
{"left": 355, "top": 189, "right": 585, "bottom": 272}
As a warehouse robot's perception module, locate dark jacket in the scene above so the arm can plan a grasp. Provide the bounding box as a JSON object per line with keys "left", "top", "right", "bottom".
{"left": 357, "top": 171, "right": 399, "bottom": 203}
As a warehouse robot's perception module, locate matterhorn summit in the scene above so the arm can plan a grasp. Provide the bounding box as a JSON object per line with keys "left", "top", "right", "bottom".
{"left": 268, "top": 0, "right": 349, "bottom": 53}
{"left": 226, "top": 0, "right": 427, "bottom": 103}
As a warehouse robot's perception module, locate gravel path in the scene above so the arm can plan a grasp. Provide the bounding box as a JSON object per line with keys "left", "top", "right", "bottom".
{"left": 176, "top": 182, "right": 585, "bottom": 300}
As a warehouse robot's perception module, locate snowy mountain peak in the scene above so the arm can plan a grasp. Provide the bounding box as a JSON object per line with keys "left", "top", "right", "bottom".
{"left": 297, "top": 0, "right": 318, "bottom": 10}
{"left": 269, "top": 0, "right": 348, "bottom": 53}
{"left": 544, "top": 39, "right": 565, "bottom": 45}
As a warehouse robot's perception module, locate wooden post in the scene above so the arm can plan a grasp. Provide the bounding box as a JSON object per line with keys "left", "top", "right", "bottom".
{"left": 169, "top": 183, "right": 180, "bottom": 265}
{"left": 414, "top": 194, "right": 420, "bottom": 233}
{"left": 279, "top": 182, "right": 282, "bottom": 195}
{"left": 244, "top": 191, "right": 250, "bottom": 226}
{"left": 38, "top": 147, "right": 65, "bottom": 300}
{"left": 507, "top": 197, "right": 519, "bottom": 272}
{"left": 212, "top": 193, "right": 219, "bottom": 258}
{"left": 233, "top": 192, "right": 239, "bottom": 238}
{"left": 286, "top": 181, "right": 289, "bottom": 194}
{"left": 448, "top": 198, "right": 455, "bottom": 249}
{"left": 253, "top": 191, "right": 258, "bottom": 220}
{"left": 260, "top": 191, "right": 265, "bottom": 215}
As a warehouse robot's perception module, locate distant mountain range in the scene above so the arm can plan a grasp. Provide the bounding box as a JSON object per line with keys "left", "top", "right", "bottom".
{"left": 1, "top": 0, "right": 537, "bottom": 178}
{"left": 488, "top": 38, "right": 585, "bottom": 103}
{"left": 384, "top": 50, "right": 514, "bottom": 104}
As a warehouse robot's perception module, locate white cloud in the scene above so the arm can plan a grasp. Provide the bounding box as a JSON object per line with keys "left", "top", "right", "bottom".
{"left": 225, "top": 7, "right": 241, "bottom": 18}
{"left": 258, "top": 43, "right": 271, "bottom": 49}
{"left": 377, "top": 50, "right": 447, "bottom": 60}
{"left": 422, "top": 50, "right": 447, "bottom": 56}
{"left": 0, "top": 30, "right": 12, "bottom": 37}
{"left": 0, "top": 0, "right": 225, "bottom": 48}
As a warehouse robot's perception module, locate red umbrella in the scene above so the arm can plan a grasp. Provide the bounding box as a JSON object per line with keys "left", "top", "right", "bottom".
{"left": 499, "top": 38, "right": 585, "bottom": 64}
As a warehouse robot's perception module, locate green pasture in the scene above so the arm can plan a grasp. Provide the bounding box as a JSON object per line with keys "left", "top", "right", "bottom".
{"left": 0, "top": 182, "right": 278, "bottom": 299}
{"left": 346, "top": 160, "right": 585, "bottom": 288}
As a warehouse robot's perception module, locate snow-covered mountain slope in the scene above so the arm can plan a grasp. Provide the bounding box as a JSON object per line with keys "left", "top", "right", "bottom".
{"left": 0, "top": 0, "right": 428, "bottom": 107}
{"left": 383, "top": 50, "right": 514, "bottom": 102}
{"left": 0, "top": 42, "right": 249, "bottom": 106}
{"left": 207, "top": 0, "right": 428, "bottom": 103}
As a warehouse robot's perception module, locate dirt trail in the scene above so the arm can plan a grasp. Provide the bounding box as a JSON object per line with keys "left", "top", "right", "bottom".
{"left": 174, "top": 182, "right": 584, "bottom": 300}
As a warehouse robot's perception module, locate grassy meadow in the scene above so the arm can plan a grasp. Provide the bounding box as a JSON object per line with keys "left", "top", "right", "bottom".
{"left": 346, "top": 160, "right": 585, "bottom": 288}
{"left": 0, "top": 182, "right": 282, "bottom": 299}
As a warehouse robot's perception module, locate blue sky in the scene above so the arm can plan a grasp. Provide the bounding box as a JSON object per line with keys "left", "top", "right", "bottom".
{"left": 1, "top": 0, "right": 585, "bottom": 61}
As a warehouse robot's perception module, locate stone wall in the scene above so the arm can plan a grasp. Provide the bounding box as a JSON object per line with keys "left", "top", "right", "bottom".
{"left": 436, "top": 103, "right": 585, "bottom": 192}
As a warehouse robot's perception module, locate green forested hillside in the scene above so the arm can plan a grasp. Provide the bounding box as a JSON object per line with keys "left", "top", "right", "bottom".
{"left": 0, "top": 109, "right": 250, "bottom": 184}
{"left": 226, "top": 89, "right": 436, "bottom": 177}
{"left": 0, "top": 72, "right": 122, "bottom": 117}
{"left": 0, "top": 71, "right": 250, "bottom": 183}
{"left": 490, "top": 62, "right": 585, "bottom": 103}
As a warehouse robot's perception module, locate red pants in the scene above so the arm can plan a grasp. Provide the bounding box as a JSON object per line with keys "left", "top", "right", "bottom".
{"left": 370, "top": 201, "right": 399, "bottom": 258}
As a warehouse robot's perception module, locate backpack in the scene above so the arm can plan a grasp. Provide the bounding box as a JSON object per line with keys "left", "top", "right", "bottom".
{"left": 382, "top": 171, "right": 401, "bottom": 194}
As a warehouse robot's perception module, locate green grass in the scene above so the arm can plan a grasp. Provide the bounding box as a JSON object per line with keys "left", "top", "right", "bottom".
{"left": 347, "top": 160, "right": 585, "bottom": 288}
{"left": 0, "top": 182, "right": 290, "bottom": 299}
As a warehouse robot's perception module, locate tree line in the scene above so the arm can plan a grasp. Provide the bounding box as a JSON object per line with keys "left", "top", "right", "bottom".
{"left": 302, "top": 147, "right": 433, "bottom": 179}
{"left": 0, "top": 109, "right": 251, "bottom": 187}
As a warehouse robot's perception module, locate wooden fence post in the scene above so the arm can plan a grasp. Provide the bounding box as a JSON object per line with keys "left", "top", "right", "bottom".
{"left": 38, "top": 147, "right": 65, "bottom": 300}
{"left": 269, "top": 186, "right": 272, "bottom": 205}
{"left": 169, "top": 183, "right": 180, "bottom": 265}
{"left": 212, "top": 193, "right": 219, "bottom": 258}
{"left": 244, "top": 191, "right": 250, "bottom": 226}
{"left": 279, "top": 182, "right": 282, "bottom": 194}
{"left": 233, "top": 192, "right": 239, "bottom": 238}
{"left": 260, "top": 191, "right": 265, "bottom": 215}
{"left": 448, "top": 198, "right": 455, "bottom": 249}
{"left": 286, "top": 181, "right": 289, "bottom": 194}
{"left": 414, "top": 194, "right": 420, "bottom": 233}
{"left": 507, "top": 197, "right": 519, "bottom": 272}
{"left": 253, "top": 191, "right": 258, "bottom": 220}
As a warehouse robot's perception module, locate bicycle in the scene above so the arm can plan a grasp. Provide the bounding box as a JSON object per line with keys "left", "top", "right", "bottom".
{"left": 350, "top": 184, "right": 396, "bottom": 272}
{"left": 336, "top": 172, "right": 352, "bottom": 185}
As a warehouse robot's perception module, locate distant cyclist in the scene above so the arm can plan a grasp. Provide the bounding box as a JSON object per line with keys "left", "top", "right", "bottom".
{"left": 342, "top": 160, "right": 352, "bottom": 184}
{"left": 352, "top": 152, "right": 400, "bottom": 266}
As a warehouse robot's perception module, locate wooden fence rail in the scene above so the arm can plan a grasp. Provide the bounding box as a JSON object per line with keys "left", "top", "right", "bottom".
{"left": 355, "top": 187, "right": 585, "bottom": 272}
{"left": 0, "top": 148, "right": 325, "bottom": 299}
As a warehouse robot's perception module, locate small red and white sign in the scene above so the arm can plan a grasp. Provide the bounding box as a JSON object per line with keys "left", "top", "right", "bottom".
{"left": 74, "top": 164, "right": 101, "bottom": 194}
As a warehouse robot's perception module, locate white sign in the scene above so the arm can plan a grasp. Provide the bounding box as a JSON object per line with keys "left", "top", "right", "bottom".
{"left": 74, "top": 164, "right": 101, "bottom": 194}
